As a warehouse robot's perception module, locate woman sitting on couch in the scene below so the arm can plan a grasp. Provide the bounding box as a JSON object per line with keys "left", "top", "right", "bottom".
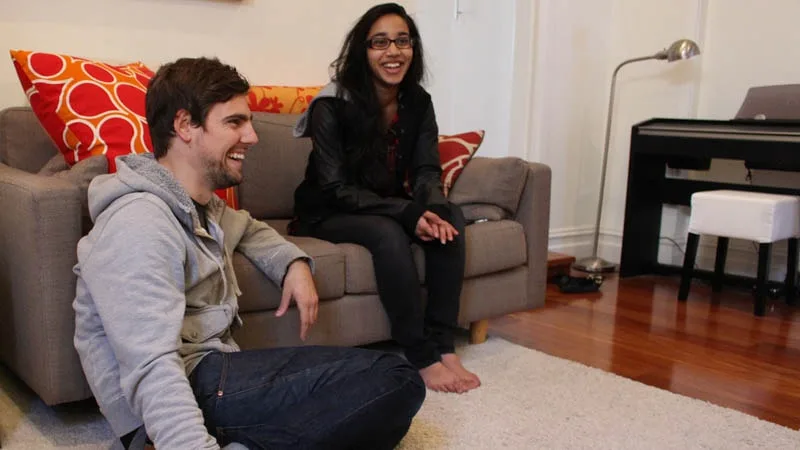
{"left": 290, "top": 2, "right": 481, "bottom": 393}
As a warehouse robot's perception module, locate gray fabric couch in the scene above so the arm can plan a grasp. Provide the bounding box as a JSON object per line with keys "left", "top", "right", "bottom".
{"left": 0, "top": 107, "right": 551, "bottom": 405}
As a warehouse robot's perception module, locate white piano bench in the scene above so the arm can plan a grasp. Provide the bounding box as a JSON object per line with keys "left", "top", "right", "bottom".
{"left": 677, "top": 190, "right": 800, "bottom": 316}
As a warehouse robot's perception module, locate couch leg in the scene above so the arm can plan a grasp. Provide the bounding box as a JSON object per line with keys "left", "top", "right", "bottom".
{"left": 469, "top": 319, "right": 489, "bottom": 344}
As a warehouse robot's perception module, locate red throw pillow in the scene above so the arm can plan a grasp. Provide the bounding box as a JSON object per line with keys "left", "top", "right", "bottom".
{"left": 438, "top": 130, "right": 485, "bottom": 196}
{"left": 10, "top": 50, "right": 153, "bottom": 171}
{"left": 10, "top": 50, "right": 238, "bottom": 208}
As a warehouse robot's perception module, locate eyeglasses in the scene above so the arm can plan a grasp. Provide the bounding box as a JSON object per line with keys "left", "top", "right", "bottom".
{"left": 366, "top": 36, "right": 415, "bottom": 50}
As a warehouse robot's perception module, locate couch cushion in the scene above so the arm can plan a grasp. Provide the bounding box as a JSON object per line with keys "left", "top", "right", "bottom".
{"left": 238, "top": 113, "right": 310, "bottom": 219}
{"left": 37, "top": 154, "right": 107, "bottom": 190}
{"left": 37, "top": 154, "right": 108, "bottom": 234}
{"left": 0, "top": 107, "right": 58, "bottom": 172}
{"left": 263, "top": 219, "right": 292, "bottom": 237}
{"left": 449, "top": 157, "right": 528, "bottom": 216}
{"left": 341, "top": 219, "right": 527, "bottom": 294}
{"left": 460, "top": 203, "right": 509, "bottom": 222}
{"left": 460, "top": 220, "right": 527, "bottom": 277}
{"left": 235, "top": 233, "right": 345, "bottom": 313}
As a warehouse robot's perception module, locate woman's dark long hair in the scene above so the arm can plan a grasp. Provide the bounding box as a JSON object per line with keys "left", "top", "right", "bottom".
{"left": 330, "top": 3, "right": 425, "bottom": 178}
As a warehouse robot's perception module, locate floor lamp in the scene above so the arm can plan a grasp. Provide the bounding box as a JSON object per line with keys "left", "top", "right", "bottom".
{"left": 573, "top": 38, "right": 702, "bottom": 273}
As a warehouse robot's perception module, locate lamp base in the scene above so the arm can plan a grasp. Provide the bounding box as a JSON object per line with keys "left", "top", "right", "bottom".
{"left": 572, "top": 256, "right": 617, "bottom": 273}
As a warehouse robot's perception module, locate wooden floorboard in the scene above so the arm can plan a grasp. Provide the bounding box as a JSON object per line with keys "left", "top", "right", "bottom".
{"left": 487, "top": 271, "right": 800, "bottom": 430}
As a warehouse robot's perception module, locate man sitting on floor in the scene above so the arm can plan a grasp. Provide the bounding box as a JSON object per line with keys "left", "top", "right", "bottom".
{"left": 72, "top": 56, "right": 426, "bottom": 449}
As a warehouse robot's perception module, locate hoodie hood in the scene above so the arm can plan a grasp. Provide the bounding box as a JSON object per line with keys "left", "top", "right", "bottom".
{"left": 88, "top": 153, "right": 222, "bottom": 230}
{"left": 293, "top": 82, "right": 346, "bottom": 138}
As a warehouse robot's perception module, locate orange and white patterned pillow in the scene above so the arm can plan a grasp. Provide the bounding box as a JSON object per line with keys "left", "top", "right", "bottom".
{"left": 247, "top": 85, "right": 323, "bottom": 114}
{"left": 10, "top": 50, "right": 239, "bottom": 208}
{"left": 10, "top": 50, "right": 154, "bottom": 172}
{"left": 438, "top": 130, "right": 485, "bottom": 196}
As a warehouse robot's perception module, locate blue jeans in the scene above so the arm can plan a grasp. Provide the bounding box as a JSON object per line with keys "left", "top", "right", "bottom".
{"left": 188, "top": 346, "right": 426, "bottom": 449}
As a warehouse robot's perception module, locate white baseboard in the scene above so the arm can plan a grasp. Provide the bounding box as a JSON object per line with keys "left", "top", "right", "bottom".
{"left": 549, "top": 227, "right": 794, "bottom": 281}
{"left": 547, "top": 226, "right": 595, "bottom": 256}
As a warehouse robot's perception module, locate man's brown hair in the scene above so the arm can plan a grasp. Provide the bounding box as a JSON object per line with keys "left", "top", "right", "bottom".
{"left": 145, "top": 57, "right": 250, "bottom": 158}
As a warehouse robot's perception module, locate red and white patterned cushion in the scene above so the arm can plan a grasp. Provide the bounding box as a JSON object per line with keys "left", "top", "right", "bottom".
{"left": 10, "top": 50, "right": 239, "bottom": 208}
{"left": 438, "top": 130, "right": 485, "bottom": 196}
{"left": 247, "top": 85, "right": 323, "bottom": 113}
{"left": 10, "top": 50, "right": 154, "bottom": 171}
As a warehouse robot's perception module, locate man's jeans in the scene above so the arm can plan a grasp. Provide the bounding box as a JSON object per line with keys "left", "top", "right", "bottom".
{"left": 189, "top": 346, "right": 426, "bottom": 449}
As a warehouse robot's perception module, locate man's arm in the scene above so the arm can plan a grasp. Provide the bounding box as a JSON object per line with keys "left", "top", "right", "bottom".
{"left": 80, "top": 197, "right": 218, "bottom": 449}
{"left": 73, "top": 274, "right": 143, "bottom": 438}
{"left": 275, "top": 259, "right": 318, "bottom": 340}
{"left": 229, "top": 209, "right": 318, "bottom": 339}
{"left": 228, "top": 208, "right": 311, "bottom": 284}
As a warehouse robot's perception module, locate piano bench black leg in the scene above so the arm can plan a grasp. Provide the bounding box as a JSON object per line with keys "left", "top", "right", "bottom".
{"left": 754, "top": 242, "right": 771, "bottom": 316}
{"left": 679, "top": 233, "right": 700, "bottom": 301}
{"left": 786, "top": 238, "right": 798, "bottom": 306}
{"left": 713, "top": 236, "right": 729, "bottom": 293}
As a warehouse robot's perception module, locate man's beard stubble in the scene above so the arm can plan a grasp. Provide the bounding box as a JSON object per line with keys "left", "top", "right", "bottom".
{"left": 205, "top": 159, "right": 241, "bottom": 191}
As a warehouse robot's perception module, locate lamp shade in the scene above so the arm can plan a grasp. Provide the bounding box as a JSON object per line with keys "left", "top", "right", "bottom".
{"left": 656, "top": 39, "right": 701, "bottom": 62}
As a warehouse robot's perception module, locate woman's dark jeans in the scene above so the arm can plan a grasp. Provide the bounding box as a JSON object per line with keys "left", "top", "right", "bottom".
{"left": 189, "top": 346, "right": 425, "bottom": 449}
{"left": 307, "top": 203, "right": 467, "bottom": 369}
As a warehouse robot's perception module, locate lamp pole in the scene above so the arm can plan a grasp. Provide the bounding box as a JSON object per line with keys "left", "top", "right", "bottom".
{"left": 573, "top": 39, "right": 701, "bottom": 274}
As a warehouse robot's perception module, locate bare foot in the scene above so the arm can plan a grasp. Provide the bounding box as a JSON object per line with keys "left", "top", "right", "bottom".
{"left": 441, "top": 353, "right": 481, "bottom": 392}
{"left": 419, "top": 362, "right": 462, "bottom": 393}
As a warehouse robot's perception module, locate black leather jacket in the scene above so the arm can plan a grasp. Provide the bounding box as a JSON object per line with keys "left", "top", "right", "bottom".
{"left": 292, "top": 85, "right": 448, "bottom": 234}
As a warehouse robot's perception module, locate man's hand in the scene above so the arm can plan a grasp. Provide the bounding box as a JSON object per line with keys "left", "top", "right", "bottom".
{"left": 416, "top": 211, "right": 459, "bottom": 244}
{"left": 275, "top": 259, "right": 318, "bottom": 341}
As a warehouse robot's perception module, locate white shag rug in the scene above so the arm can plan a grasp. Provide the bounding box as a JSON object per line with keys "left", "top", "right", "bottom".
{"left": 1, "top": 337, "right": 798, "bottom": 449}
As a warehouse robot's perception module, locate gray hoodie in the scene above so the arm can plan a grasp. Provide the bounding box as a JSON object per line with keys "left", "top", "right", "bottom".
{"left": 73, "top": 153, "right": 309, "bottom": 449}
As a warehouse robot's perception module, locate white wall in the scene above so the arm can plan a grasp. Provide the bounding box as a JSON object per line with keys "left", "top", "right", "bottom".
{"left": 525, "top": 0, "right": 614, "bottom": 253}
{"left": 697, "top": 0, "right": 800, "bottom": 119}
{"left": 5, "top": 0, "right": 800, "bottom": 278}
{"left": 0, "top": 0, "right": 518, "bottom": 153}
{"left": 528, "top": 0, "right": 800, "bottom": 280}
{"left": 526, "top": 0, "right": 704, "bottom": 258}
{"left": 414, "top": 0, "right": 518, "bottom": 159}
{"left": 599, "top": 0, "right": 705, "bottom": 264}
{"left": 0, "top": 0, "right": 385, "bottom": 109}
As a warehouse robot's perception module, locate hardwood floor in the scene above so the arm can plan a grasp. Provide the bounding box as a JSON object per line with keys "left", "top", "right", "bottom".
{"left": 488, "top": 272, "right": 800, "bottom": 430}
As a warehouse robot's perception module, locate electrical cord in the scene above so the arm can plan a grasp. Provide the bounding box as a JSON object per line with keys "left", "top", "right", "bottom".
{"left": 660, "top": 236, "right": 765, "bottom": 273}
{"left": 661, "top": 236, "right": 759, "bottom": 255}
{"left": 660, "top": 236, "right": 698, "bottom": 269}
{"left": 661, "top": 236, "right": 686, "bottom": 255}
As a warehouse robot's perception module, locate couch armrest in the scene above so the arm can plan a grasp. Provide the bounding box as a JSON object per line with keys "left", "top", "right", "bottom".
{"left": 514, "top": 162, "right": 552, "bottom": 309}
{"left": 450, "top": 157, "right": 551, "bottom": 310}
{"left": 0, "top": 163, "right": 92, "bottom": 404}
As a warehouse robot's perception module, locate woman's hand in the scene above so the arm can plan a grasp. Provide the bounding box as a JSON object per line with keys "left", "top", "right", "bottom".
{"left": 415, "top": 214, "right": 436, "bottom": 241}
{"left": 416, "top": 211, "right": 459, "bottom": 244}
